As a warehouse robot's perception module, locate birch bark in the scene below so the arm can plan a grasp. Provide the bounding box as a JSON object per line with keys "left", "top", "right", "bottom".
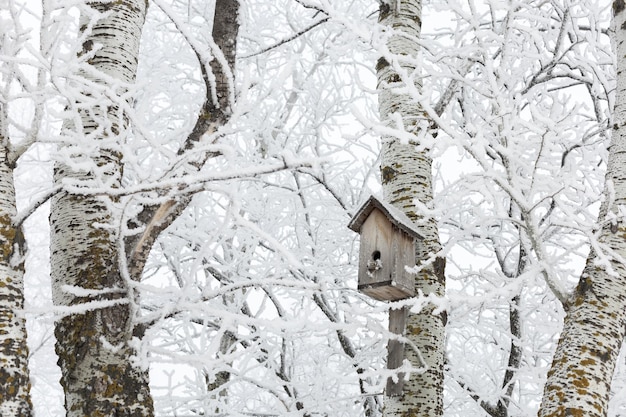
{"left": 49, "top": 1, "right": 152, "bottom": 416}
{"left": 376, "top": 1, "right": 445, "bottom": 416}
{"left": 0, "top": 104, "right": 32, "bottom": 416}
{"left": 538, "top": 2, "right": 626, "bottom": 416}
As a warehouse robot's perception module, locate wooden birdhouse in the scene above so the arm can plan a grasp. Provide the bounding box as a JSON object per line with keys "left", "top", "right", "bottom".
{"left": 347, "top": 195, "right": 422, "bottom": 301}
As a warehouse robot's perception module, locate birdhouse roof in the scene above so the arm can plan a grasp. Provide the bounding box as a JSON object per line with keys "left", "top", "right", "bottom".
{"left": 347, "top": 195, "right": 423, "bottom": 239}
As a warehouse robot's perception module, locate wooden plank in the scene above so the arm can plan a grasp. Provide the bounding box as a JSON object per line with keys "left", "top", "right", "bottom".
{"left": 391, "top": 226, "right": 415, "bottom": 298}
{"left": 386, "top": 307, "right": 408, "bottom": 396}
{"left": 358, "top": 209, "right": 392, "bottom": 288}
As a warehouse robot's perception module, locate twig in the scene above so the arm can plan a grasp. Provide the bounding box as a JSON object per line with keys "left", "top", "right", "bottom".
{"left": 243, "top": 17, "right": 329, "bottom": 59}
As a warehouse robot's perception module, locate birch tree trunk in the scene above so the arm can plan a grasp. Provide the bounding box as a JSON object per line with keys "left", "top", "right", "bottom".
{"left": 538, "top": 2, "right": 626, "bottom": 416}
{"left": 0, "top": 104, "right": 32, "bottom": 416}
{"left": 377, "top": 1, "right": 445, "bottom": 416}
{"left": 49, "top": 1, "right": 152, "bottom": 416}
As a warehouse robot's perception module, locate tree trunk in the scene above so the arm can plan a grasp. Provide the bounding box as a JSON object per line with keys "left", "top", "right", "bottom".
{"left": 49, "top": 1, "right": 152, "bottom": 416}
{"left": 376, "top": 1, "right": 446, "bottom": 416}
{"left": 537, "top": 2, "right": 626, "bottom": 416}
{"left": 0, "top": 105, "right": 32, "bottom": 416}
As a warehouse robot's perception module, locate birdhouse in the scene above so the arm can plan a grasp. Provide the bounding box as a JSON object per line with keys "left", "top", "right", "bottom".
{"left": 347, "top": 195, "right": 422, "bottom": 301}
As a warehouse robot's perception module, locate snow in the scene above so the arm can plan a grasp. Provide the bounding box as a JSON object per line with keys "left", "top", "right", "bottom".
{"left": 2, "top": 0, "right": 624, "bottom": 416}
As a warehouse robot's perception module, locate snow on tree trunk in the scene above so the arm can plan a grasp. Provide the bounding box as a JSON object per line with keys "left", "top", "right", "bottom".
{"left": 49, "top": 1, "right": 152, "bottom": 416}
{"left": 0, "top": 106, "right": 32, "bottom": 416}
{"left": 538, "top": 2, "right": 626, "bottom": 416}
{"left": 377, "top": 1, "right": 445, "bottom": 416}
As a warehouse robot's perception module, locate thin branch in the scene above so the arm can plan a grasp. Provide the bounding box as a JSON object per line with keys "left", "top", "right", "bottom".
{"left": 243, "top": 17, "right": 330, "bottom": 59}
{"left": 65, "top": 157, "right": 315, "bottom": 198}
{"left": 451, "top": 373, "right": 502, "bottom": 417}
{"left": 499, "top": 293, "right": 521, "bottom": 413}
{"left": 13, "top": 185, "right": 63, "bottom": 228}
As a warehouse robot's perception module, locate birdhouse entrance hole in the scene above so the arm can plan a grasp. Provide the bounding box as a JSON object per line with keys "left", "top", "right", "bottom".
{"left": 368, "top": 251, "right": 382, "bottom": 272}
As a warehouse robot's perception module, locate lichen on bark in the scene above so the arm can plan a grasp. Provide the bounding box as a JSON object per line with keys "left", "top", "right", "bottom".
{"left": 0, "top": 98, "right": 33, "bottom": 416}
{"left": 50, "top": 1, "right": 153, "bottom": 416}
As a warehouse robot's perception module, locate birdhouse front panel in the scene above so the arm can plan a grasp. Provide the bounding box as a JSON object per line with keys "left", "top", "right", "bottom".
{"left": 357, "top": 208, "right": 415, "bottom": 301}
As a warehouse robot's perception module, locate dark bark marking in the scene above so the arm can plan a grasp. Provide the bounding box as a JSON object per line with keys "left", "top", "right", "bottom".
{"left": 379, "top": 2, "right": 391, "bottom": 20}
{"left": 381, "top": 165, "right": 398, "bottom": 184}
{"left": 434, "top": 256, "right": 446, "bottom": 284}
{"left": 376, "top": 57, "right": 390, "bottom": 73}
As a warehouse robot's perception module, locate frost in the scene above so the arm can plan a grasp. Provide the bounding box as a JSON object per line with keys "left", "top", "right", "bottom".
{"left": 100, "top": 336, "right": 123, "bottom": 353}
{"left": 2, "top": 0, "right": 623, "bottom": 416}
{"left": 61, "top": 285, "right": 125, "bottom": 298}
